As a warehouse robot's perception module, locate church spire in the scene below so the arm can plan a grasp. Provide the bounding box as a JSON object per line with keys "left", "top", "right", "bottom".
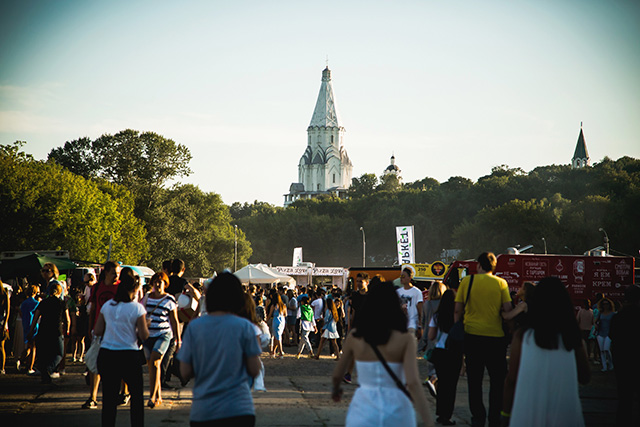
{"left": 571, "top": 123, "right": 590, "bottom": 169}
{"left": 309, "top": 66, "right": 341, "bottom": 128}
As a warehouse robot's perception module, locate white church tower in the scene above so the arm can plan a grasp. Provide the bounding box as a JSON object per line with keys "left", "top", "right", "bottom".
{"left": 284, "top": 67, "right": 353, "bottom": 206}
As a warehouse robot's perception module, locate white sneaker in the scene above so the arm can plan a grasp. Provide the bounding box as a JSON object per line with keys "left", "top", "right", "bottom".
{"left": 50, "top": 372, "right": 61, "bottom": 379}
{"left": 27, "top": 369, "right": 36, "bottom": 375}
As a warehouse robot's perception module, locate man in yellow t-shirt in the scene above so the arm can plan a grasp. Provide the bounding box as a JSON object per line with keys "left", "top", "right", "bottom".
{"left": 454, "top": 252, "right": 511, "bottom": 427}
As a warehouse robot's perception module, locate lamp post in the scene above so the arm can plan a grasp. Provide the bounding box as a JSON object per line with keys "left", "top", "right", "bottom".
{"left": 234, "top": 224, "right": 238, "bottom": 271}
{"left": 598, "top": 228, "right": 610, "bottom": 255}
{"left": 541, "top": 237, "right": 547, "bottom": 255}
{"left": 359, "top": 227, "right": 366, "bottom": 268}
{"left": 564, "top": 246, "right": 573, "bottom": 254}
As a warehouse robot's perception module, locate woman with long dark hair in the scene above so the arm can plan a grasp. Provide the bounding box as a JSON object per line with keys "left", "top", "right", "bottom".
{"left": 267, "top": 292, "right": 287, "bottom": 358}
{"left": 503, "top": 277, "right": 590, "bottom": 426}
{"left": 94, "top": 273, "right": 149, "bottom": 427}
{"left": 427, "top": 289, "right": 462, "bottom": 425}
{"left": 331, "top": 278, "right": 433, "bottom": 426}
{"left": 315, "top": 296, "right": 340, "bottom": 360}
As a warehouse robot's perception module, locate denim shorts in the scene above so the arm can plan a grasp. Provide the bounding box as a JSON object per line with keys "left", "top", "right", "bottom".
{"left": 143, "top": 331, "right": 172, "bottom": 357}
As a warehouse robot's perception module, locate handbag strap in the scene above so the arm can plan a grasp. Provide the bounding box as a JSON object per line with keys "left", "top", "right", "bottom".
{"left": 144, "top": 293, "right": 170, "bottom": 317}
{"left": 465, "top": 274, "right": 475, "bottom": 304}
{"left": 460, "top": 274, "right": 475, "bottom": 320}
{"left": 368, "top": 342, "right": 413, "bottom": 402}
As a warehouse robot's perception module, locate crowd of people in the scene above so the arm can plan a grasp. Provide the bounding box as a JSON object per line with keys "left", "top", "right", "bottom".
{"left": 0, "top": 251, "right": 638, "bottom": 426}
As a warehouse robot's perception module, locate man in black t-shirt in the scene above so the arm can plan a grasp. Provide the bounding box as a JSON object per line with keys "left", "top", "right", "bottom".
{"left": 166, "top": 259, "right": 188, "bottom": 297}
{"left": 348, "top": 273, "right": 369, "bottom": 332}
{"left": 27, "top": 283, "right": 70, "bottom": 384}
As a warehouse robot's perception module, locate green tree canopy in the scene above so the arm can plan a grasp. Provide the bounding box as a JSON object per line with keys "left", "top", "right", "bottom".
{"left": 48, "top": 129, "right": 192, "bottom": 215}
{"left": 1, "top": 142, "right": 148, "bottom": 264}
{"left": 145, "top": 184, "right": 252, "bottom": 277}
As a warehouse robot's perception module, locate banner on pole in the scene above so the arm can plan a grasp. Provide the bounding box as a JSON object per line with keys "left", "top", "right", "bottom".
{"left": 396, "top": 226, "right": 415, "bottom": 265}
{"left": 292, "top": 247, "right": 303, "bottom": 267}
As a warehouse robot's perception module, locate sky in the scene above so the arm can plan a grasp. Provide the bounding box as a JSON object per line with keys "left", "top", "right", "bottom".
{"left": 1, "top": 0, "right": 639, "bottom": 206}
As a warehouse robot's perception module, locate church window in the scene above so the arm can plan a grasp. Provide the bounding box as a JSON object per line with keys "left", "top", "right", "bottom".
{"left": 317, "top": 184, "right": 320, "bottom": 190}
{"left": 333, "top": 173, "right": 336, "bottom": 183}
{"left": 331, "top": 135, "right": 334, "bottom": 143}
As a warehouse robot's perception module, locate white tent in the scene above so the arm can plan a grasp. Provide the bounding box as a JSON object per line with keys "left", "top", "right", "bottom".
{"left": 254, "top": 264, "right": 296, "bottom": 286}
{"left": 234, "top": 263, "right": 295, "bottom": 285}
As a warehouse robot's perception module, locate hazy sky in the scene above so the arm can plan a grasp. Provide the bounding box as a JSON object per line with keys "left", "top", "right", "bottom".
{"left": 1, "top": 0, "right": 639, "bottom": 206}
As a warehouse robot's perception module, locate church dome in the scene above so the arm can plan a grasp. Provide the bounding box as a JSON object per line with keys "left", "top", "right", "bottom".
{"left": 384, "top": 155, "right": 400, "bottom": 173}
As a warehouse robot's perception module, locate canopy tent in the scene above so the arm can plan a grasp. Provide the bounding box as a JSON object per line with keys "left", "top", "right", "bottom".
{"left": 254, "top": 264, "right": 296, "bottom": 286}
{"left": 0, "top": 253, "right": 78, "bottom": 280}
{"left": 234, "top": 263, "right": 295, "bottom": 285}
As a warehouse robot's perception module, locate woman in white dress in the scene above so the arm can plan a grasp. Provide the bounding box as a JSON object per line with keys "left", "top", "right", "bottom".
{"left": 503, "top": 276, "right": 591, "bottom": 427}
{"left": 331, "top": 277, "right": 433, "bottom": 427}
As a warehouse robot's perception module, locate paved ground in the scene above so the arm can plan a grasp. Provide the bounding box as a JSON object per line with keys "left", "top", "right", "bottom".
{"left": 0, "top": 345, "right": 625, "bottom": 427}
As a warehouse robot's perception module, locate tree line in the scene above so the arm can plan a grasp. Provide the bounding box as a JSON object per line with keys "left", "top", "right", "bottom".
{"left": 1, "top": 131, "right": 251, "bottom": 277}
{"left": 2, "top": 129, "right": 638, "bottom": 274}
{"left": 232, "top": 158, "right": 640, "bottom": 267}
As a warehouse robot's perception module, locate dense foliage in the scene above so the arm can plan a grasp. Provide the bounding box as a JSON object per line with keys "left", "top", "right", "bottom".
{"left": 1, "top": 134, "right": 251, "bottom": 277}
{"left": 0, "top": 142, "right": 148, "bottom": 264}
{"left": 6, "top": 131, "right": 638, "bottom": 272}
{"left": 233, "top": 159, "right": 640, "bottom": 266}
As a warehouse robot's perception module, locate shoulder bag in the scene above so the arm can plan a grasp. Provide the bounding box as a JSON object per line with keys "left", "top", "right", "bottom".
{"left": 446, "top": 274, "right": 475, "bottom": 347}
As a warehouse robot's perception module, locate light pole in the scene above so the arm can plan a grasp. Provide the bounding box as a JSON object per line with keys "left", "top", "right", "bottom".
{"left": 541, "top": 237, "right": 547, "bottom": 255}
{"left": 359, "top": 227, "right": 366, "bottom": 268}
{"left": 234, "top": 224, "right": 238, "bottom": 271}
{"left": 564, "top": 246, "right": 573, "bottom": 254}
{"left": 598, "top": 228, "right": 610, "bottom": 255}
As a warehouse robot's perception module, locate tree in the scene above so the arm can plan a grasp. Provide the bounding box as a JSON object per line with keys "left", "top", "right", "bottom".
{"left": 48, "top": 137, "right": 99, "bottom": 179}
{"left": 48, "top": 129, "right": 192, "bottom": 215}
{"left": 144, "top": 184, "right": 252, "bottom": 277}
{"left": 404, "top": 177, "right": 440, "bottom": 191}
{"left": 377, "top": 173, "right": 401, "bottom": 192}
{"left": 451, "top": 199, "right": 561, "bottom": 259}
{"left": 230, "top": 201, "right": 281, "bottom": 221}
{"left": 1, "top": 142, "right": 148, "bottom": 264}
{"left": 348, "top": 173, "right": 378, "bottom": 198}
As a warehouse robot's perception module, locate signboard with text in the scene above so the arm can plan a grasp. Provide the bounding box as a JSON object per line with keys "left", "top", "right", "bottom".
{"left": 396, "top": 226, "right": 415, "bottom": 265}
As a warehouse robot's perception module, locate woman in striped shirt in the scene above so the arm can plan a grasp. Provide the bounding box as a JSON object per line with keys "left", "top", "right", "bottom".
{"left": 142, "top": 272, "right": 180, "bottom": 408}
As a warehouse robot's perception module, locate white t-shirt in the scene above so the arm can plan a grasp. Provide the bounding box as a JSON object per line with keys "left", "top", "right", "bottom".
{"left": 287, "top": 297, "right": 298, "bottom": 317}
{"left": 311, "top": 298, "right": 324, "bottom": 320}
{"left": 396, "top": 286, "right": 423, "bottom": 330}
{"left": 100, "top": 299, "right": 146, "bottom": 351}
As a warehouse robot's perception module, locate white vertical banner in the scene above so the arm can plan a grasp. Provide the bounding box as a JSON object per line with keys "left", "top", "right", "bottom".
{"left": 396, "top": 226, "right": 415, "bottom": 265}
{"left": 292, "top": 247, "right": 303, "bottom": 267}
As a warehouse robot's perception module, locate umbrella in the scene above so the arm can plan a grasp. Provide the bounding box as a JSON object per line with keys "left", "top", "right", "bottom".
{"left": 0, "top": 253, "right": 78, "bottom": 279}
